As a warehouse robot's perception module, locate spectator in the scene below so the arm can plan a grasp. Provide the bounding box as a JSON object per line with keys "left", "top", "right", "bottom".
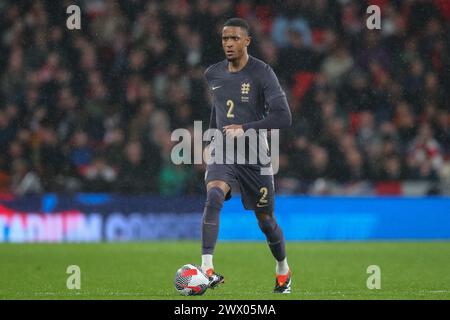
{"left": 321, "top": 45, "right": 354, "bottom": 88}
{"left": 116, "top": 141, "right": 159, "bottom": 194}
{"left": 69, "top": 130, "right": 93, "bottom": 173}
{"left": 10, "top": 159, "right": 42, "bottom": 196}
{"left": 36, "top": 126, "right": 66, "bottom": 191}
{"left": 84, "top": 155, "right": 117, "bottom": 192}
{"left": 407, "top": 123, "right": 444, "bottom": 178}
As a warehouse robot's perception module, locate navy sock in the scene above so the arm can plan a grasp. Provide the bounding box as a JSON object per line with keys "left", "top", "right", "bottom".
{"left": 201, "top": 187, "right": 225, "bottom": 255}
{"left": 258, "top": 217, "right": 286, "bottom": 262}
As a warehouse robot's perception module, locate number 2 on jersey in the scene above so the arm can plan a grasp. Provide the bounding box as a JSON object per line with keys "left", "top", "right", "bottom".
{"left": 226, "top": 99, "right": 234, "bottom": 118}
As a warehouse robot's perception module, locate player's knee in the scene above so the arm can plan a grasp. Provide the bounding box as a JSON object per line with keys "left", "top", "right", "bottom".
{"left": 255, "top": 212, "right": 273, "bottom": 223}
{"left": 257, "top": 216, "right": 278, "bottom": 234}
{"left": 207, "top": 180, "right": 229, "bottom": 193}
{"left": 203, "top": 187, "right": 224, "bottom": 224}
{"left": 205, "top": 187, "right": 225, "bottom": 210}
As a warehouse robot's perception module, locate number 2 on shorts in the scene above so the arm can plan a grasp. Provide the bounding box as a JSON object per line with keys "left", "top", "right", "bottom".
{"left": 259, "top": 187, "right": 268, "bottom": 204}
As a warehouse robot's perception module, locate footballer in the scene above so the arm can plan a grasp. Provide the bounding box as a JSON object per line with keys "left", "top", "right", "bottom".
{"left": 201, "top": 18, "right": 293, "bottom": 293}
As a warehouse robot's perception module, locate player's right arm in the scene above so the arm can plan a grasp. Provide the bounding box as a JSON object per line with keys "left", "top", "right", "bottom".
{"left": 204, "top": 66, "right": 218, "bottom": 162}
{"left": 204, "top": 104, "right": 217, "bottom": 161}
{"left": 208, "top": 104, "right": 217, "bottom": 130}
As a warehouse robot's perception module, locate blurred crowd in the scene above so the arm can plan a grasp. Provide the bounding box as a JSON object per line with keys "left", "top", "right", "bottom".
{"left": 0, "top": 0, "right": 449, "bottom": 196}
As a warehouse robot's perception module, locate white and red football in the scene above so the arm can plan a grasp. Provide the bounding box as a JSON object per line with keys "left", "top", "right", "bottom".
{"left": 174, "top": 264, "right": 210, "bottom": 296}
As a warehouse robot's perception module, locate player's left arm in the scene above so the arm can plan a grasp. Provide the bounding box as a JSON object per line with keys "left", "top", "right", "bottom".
{"left": 224, "top": 66, "right": 292, "bottom": 134}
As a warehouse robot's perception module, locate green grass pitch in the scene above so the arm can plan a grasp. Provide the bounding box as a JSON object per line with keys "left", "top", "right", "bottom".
{"left": 0, "top": 241, "right": 449, "bottom": 300}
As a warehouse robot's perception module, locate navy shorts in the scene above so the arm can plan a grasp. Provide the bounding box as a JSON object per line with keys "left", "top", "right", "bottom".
{"left": 205, "top": 163, "right": 275, "bottom": 213}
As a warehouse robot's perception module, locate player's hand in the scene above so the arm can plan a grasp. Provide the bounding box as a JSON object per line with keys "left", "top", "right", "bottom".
{"left": 223, "top": 124, "right": 244, "bottom": 138}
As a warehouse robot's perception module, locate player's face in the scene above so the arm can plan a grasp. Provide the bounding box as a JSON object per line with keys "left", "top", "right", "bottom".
{"left": 222, "top": 26, "right": 250, "bottom": 62}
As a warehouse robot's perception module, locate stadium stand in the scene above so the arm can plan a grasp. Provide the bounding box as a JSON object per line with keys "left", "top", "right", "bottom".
{"left": 0, "top": 0, "right": 449, "bottom": 196}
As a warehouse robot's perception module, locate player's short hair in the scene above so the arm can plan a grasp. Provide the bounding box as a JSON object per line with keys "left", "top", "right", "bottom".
{"left": 223, "top": 18, "right": 250, "bottom": 36}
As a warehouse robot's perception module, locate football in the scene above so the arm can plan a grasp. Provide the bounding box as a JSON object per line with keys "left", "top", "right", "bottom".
{"left": 174, "top": 264, "right": 210, "bottom": 296}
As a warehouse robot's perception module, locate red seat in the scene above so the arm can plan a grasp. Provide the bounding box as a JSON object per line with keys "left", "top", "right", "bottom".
{"left": 292, "top": 72, "right": 316, "bottom": 102}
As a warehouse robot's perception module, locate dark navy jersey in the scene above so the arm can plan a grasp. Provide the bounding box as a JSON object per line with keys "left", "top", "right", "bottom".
{"left": 204, "top": 55, "right": 287, "bottom": 131}
{"left": 204, "top": 55, "right": 289, "bottom": 168}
